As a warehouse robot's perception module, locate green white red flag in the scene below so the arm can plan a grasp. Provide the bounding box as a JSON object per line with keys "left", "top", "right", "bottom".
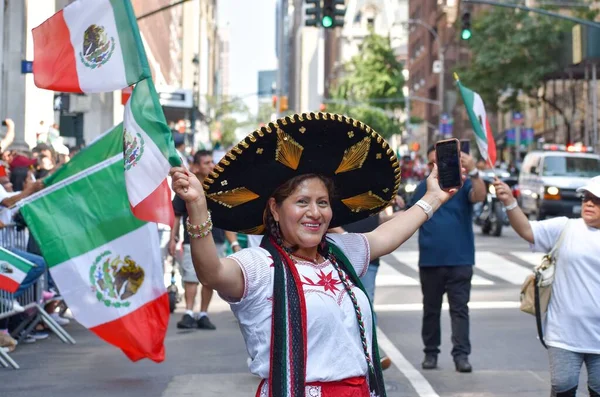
{"left": 20, "top": 127, "right": 169, "bottom": 362}
{"left": 123, "top": 79, "right": 181, "bottom": 226}
{"left": 456, "top": 76, "right": 497, "bottom": 166}
{"left": 0, "top": 248, "right": 36, "bottom": 293}
{"left": 32, "top": 0, "right": 150, "bottom": 93}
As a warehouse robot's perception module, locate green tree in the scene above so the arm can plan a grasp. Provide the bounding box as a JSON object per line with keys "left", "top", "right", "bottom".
{"left": 455, "top": 5, "right": 598, "bottom": 142}
{"left": 206, "top": 96, "right": 251, "bottom": 147}
{"left": 328, "top": 32, "right": 405, "bottom": 138}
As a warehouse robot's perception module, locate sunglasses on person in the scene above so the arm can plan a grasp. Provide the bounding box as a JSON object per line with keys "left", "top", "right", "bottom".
{"left": 581, "top": 193, "right": 600, "bottom": 206}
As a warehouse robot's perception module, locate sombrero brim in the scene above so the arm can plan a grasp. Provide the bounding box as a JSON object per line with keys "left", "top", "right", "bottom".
{"left": 203, "top": 112, "right": 401, "bottom": 234}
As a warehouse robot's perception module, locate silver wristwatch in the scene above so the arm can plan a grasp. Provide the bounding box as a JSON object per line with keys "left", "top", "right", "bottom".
{"left": 415, "top": 199, "right": 433, "bottom": 220}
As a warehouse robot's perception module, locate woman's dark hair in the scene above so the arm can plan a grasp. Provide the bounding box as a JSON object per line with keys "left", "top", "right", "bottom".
{"left": 264, "top": 174, "right": 335, "bottom": 254}
{"left": 10, "top": 167, "right": 29, "bottom": 192}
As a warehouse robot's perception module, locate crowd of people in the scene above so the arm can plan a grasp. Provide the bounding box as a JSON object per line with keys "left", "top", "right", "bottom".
{"left": 0, "top": 118, "right": 76, "bottom": 352}
{"left": 1, "top": 113, "right": 599, "bottom": 397}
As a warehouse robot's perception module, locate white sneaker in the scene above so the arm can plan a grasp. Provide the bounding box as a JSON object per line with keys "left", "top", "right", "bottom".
{"left": 50, "top": 313, "right": 70, "bottom": 326}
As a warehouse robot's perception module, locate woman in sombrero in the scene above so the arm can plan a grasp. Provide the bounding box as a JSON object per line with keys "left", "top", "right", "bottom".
{"left": 170, "top": 113, "right": 464, "bottom": 397}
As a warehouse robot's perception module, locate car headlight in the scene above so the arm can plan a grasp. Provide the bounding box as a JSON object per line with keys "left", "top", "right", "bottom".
{"left": 405, "top": 184, "right": 417, "bottom": 193}
{"left": 546, "top": 186, "right": 560, "bottom": 196}
{"left": 488, "top": 185, "right": 496, "bottom": 195}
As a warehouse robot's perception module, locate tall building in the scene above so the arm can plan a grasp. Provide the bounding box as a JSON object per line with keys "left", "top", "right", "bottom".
{"left": 0, "top": 0, "right": 220, "bottom": 150}
{"left": 217, "top": 27, "right": 231, "bottom": 100}
{"left": 406, "top": 0, "right": 489, "bottom": 148}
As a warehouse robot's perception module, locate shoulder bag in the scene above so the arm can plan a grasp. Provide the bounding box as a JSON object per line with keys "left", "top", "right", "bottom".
{"left": 519, "top": 220, "right": 570, "bottom": 348}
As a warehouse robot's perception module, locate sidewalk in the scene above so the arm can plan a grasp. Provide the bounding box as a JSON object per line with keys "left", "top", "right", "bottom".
{"left": 1, "top": 308, "right": 260, "bottom": 397}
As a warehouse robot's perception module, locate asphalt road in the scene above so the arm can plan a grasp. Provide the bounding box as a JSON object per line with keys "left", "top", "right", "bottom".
{"left": 0, "top": 227, "right": 592, "bottom": 396}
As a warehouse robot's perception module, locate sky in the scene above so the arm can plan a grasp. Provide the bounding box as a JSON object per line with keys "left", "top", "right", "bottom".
{"left": 218, "top": 0, "right": 278, "bottom": 115}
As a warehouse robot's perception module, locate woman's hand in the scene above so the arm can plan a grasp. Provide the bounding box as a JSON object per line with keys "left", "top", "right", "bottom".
{"left": 425, "top": 163, "right": 466, "bottom": 204}
{"left": 170, "top": 167, "right": 205, "bottom": 203}
{"left": 492, "top": 178, "right": 515, "bottom": 206}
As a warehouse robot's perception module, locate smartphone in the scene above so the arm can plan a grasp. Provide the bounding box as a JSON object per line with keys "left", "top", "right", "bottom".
{"left": 460, "top": 139, "right": 470, "bottom": 154}
{"left": 435, "top": 138, "right": 463, "bottom": 190}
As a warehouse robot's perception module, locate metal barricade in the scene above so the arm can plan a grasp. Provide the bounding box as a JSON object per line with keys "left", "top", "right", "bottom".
{"left": 0, "top": 226, "right": 76, "bottom": 369}
{"left": 0, "top": 224, "right": 29, "bottom": 252}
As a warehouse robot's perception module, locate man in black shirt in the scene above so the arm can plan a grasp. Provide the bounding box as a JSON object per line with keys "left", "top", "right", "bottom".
{"left": 169, "top": 150, "right": 240, "bottom": 329}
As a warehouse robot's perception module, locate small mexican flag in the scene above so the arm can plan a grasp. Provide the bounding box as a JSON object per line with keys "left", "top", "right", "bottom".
{"left": 455, "top": 75, "right": 497, "bottom": 166}
{"left": 21, "top": 127, "right": 169, "bottom": 363}
{"left": 32, "top": 0, "right": 150, "bottom": 93}
{"left": 123, "top": 79, "right": 181, "bottom": 226}
{"left": 0, "top": 248, "right": 36, "bottom": 293}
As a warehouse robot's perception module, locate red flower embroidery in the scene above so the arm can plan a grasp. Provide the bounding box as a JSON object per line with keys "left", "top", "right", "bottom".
{"left": 302, "top": 270, "right": 342, "bottom": 293}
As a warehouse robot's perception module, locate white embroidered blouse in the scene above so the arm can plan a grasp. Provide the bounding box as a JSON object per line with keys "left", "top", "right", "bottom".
{"left": 221, "top": 233, "right": 373, "bottom": 382}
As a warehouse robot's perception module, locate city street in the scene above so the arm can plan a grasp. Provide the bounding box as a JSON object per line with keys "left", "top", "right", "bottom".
{"left": 1, "top": 226, "right": 592, "bottom": 397}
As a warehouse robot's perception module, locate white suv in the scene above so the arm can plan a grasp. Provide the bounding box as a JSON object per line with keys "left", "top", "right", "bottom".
{"left": 518, "top": 146, "right": 600, "bottom": 220}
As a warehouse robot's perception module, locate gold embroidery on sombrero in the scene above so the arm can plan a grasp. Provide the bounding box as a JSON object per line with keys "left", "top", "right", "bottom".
{"left": 335, "top": 137, "right": 371, "bottom": 174}
{"left": 347, "top": 131, "right": 354, "bottom": 138}
{"left": 206, "top": 187, "right": 260, "bottom": 208}
{"left": 275, "top": 128, "right": 304, "bottom": 170}
{"left": 240, "top": 224, "right": 266, "bottom": 235}
{"left": 341, "top": 191, "right": 387, "bottom": 213}
{"left": 299, "top": 126, "right": 306, "bottom": 134}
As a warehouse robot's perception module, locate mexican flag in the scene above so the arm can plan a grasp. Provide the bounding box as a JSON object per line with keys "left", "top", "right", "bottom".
{"left": 32, "top": 0, "right": 150, "bottom": 93}
{"left": 0, "top": 248, "right": 36, "bottom": 293}
{"left": 123, "top": 79, "right": 181, "bottom": 226}
{"left": 21, "top": 128, "right": 169, "bottom": 363}
{"left": 456, "top": 76, "right": 497, "bottom": 166}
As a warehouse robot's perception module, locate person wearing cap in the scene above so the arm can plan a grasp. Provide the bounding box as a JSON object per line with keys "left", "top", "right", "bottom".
{"left": 170, "top": 113, "right": 465, "bottom": 396}
{"left": 493, "top": 176, "right": 600, "bottom": 397}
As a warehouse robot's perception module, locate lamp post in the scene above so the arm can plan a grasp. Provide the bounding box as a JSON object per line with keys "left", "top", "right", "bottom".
{"left": 191, "top": 54, "right": 199, "bottom": 149}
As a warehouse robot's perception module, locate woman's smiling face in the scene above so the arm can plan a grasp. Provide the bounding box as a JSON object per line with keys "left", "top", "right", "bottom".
{"left": 269, "top": 177, "right": 333, "bottom": 253}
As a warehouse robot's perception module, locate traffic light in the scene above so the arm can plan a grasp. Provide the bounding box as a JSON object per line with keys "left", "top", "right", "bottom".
{"left": 461, "top": 12, "right": 472, "bottom": 40}
{"left": 305, "top": 0, "right": 321, "bottom": 27}
{"left": 279, "top": 96, "right": 288, "bottom": 112}
{"left": 322, "top": 0, "right": 346, "bottom": 29}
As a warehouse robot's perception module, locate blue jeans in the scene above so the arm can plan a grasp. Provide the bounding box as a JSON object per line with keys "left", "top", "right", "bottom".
{"left": 360, "top": 263, "right": 379, "bottom": 324}
{"left": 7, "top": 248, "right": 47, "bottom": 298}
{"left": 548, "top": 346, "right": 600, "bottom": 395}
{"left": 360, "top": 263, "right": 378, "bottom": 303}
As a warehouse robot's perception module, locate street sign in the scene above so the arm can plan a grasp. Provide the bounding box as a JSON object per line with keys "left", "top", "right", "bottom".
{"left": 512, "top": 111, "right": 524, "bottom": 126}
{"left": 21, "top": 60, "right": 33, "bottom": 74}
{"left": 440, "top": 113, "right": 453, "bottom": 138}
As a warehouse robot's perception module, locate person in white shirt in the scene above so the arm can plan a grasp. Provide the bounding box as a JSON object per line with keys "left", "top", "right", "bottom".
{"left": 494, "top": 175, "right": 600, "bottom": 397}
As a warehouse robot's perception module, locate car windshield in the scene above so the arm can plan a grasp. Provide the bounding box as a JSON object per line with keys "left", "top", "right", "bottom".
{"left": 542, "top": 156, "right": 600, "bottom": 177}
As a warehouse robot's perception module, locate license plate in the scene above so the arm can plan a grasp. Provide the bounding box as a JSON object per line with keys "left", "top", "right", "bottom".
{"left": 573, "top": 205, "right": 581, "bottom": 214}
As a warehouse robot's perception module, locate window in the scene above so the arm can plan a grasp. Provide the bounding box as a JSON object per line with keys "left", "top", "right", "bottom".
{"left": 542, "top": 156, "right": 600, "bottom": 178}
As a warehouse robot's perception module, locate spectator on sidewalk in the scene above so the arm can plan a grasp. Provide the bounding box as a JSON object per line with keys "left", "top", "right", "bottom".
{"left": 408, "top": 145, "right": 486, "bottom": 373}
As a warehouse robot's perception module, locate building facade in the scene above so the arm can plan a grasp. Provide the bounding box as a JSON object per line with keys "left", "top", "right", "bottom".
{"left": 0, "top": 0, "right": 221, "bottom": 151}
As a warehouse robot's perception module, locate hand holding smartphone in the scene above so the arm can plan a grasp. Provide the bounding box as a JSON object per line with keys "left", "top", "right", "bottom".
{"left": 435, "top": 138, "right": 463, "bottom": 191}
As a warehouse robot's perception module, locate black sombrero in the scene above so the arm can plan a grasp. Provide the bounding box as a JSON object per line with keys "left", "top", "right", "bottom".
{"left": 203, "top": 112, "right": 401, "bottom": 234}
